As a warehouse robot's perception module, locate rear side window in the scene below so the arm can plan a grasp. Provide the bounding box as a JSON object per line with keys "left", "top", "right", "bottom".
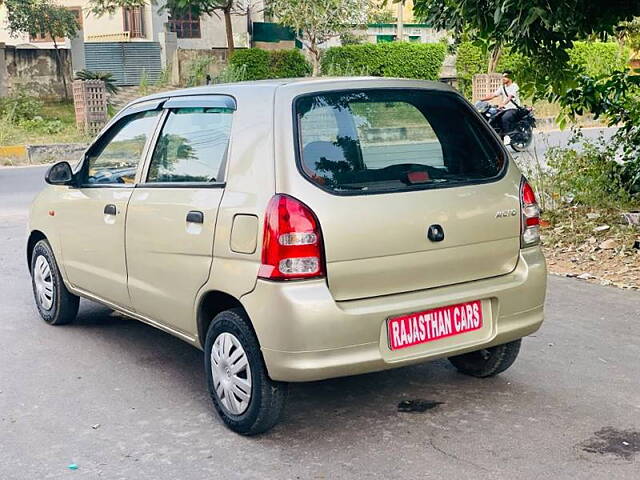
{"left": 295, "top": 90, "right": 505, "bottom": 194}
{"left": 147, "top": 107, "right": 233, "bottom": 183}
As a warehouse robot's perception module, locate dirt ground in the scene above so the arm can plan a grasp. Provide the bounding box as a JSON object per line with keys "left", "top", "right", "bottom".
{"left": 542, "top": 209, "right": 640, "bottom": 290}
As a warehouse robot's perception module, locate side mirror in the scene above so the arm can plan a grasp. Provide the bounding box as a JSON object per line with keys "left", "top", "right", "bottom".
{"left": 45, "top": 161, "right": 75, "bottom": 186}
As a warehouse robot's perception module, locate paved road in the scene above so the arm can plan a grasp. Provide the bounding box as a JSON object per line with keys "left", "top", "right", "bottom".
{"left": 1, "top": 159, "right": 639, "bottom": 479}
{"left": 512, "top": 126, "right": 617, "bottom": 167}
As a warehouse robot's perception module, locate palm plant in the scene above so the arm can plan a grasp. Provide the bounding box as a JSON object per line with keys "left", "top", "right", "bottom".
{"left": 74, "top": 69, "right": 120, "bottom": 95}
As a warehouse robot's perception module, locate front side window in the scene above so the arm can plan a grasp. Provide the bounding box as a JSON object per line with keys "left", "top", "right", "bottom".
{"left": 84, "top": 110, "right": 160, "bottom": 185}
{"left": 146, "top": 107, "right": 233, "bottom": 183}
{"left": 295, "top": 90, "right": 505, "bottom": 194}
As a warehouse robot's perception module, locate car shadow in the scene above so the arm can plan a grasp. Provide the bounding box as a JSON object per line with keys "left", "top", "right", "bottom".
{"left": 70, "top": 299, "right": 521, "bottom": 439}
{"left": 71, "top": 299, "right": 208, "bottom": 405}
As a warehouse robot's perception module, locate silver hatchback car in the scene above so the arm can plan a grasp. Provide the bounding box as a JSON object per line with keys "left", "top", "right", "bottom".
{"left": 29, "top": 78, "right": 546, "bottom": 434}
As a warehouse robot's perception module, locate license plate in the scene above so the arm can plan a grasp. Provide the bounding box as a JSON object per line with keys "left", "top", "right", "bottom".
{"left": 387, "top": 300, "right": 483, "bottom": 351}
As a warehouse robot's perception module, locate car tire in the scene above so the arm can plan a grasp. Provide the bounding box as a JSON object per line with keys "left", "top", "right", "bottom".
{"left": 30, "top": 239, "right": 79, "bottom": 326}
{"left": 204, "top": 308, "right": 287, "bottom": 435}
{"left": 448, "top": 339, "right": 521, "bottom": 378}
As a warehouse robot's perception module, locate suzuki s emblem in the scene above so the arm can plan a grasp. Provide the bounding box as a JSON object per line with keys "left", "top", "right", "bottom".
{"left": 495, "top": 209, "right": 518, "bottom": 218}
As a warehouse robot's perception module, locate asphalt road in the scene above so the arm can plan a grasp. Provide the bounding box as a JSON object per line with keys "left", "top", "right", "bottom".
{"left": 1, "top": 155, "right": 639, "bottom": 479}
{"left": 512, "top": 126, "right": 617, "bottom": 166}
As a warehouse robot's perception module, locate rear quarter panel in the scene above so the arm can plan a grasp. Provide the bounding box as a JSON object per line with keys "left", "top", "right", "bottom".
{"left": 197, "top": 85, "right": 277, "bottom": 306}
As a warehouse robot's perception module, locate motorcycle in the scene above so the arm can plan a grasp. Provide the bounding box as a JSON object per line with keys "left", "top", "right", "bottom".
{"left": 474, "top": 101, "right": 536, "bottom": 152}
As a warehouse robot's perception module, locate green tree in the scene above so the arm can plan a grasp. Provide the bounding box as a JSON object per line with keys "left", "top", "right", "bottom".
{"left": 267, "top": 0, "right": 372, "bottom": 76}
{"left": 414, "top": 0, "right": 640, "bottom": 195}
{"left": 413, "top": 0, "right": 640, "bottom": 91}
{"left": 5, "top": 0, "right": 79, "bottom": 98}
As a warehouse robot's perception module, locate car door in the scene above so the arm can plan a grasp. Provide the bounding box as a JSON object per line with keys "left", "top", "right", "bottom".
{"left": 55, "top": 105, "right": 162, "bottom": 308}
{"left": 125, "top": 95, "right": 235, "bottom": 336}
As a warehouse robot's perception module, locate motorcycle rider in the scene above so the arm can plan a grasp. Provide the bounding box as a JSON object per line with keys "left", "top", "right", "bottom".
{"left": 481, "top": 70, "right": 521, "bottom": 140}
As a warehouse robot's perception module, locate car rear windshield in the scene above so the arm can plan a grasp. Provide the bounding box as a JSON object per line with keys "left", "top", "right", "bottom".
{"left": 294, "top": 89, "right": 506, "bottom": 194}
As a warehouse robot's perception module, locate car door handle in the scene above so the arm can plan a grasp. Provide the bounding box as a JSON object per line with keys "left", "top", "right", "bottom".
{"left": 104, "top": 204, "right": 117, "bottom": 215}
{"left": 186, "top": 210, "right": 204, "bottom": 224}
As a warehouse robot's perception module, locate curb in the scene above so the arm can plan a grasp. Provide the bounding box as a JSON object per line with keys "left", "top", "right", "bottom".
{"left": 0, "top": 143, "right": 87, "bottom": 167}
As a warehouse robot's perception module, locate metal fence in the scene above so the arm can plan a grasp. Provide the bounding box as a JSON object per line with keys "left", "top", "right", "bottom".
{"left": 85, "top": 42, "right": 162, "bottom": 86}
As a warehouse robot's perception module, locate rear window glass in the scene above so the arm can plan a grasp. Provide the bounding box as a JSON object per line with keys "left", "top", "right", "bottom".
{"left": 295, "top": 90, "right": 505, "bottom": 194}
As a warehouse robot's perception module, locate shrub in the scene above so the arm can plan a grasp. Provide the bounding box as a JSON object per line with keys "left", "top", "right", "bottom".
{"left": 321, "top": 42, "right": 446, "bottom": 80}
{"left": 568, "top": 41, "right": 630, "bottom": 77}
{"left": 229, "top": 48, "right": 271, "bottom": 80}
{"left": 185, "top": 55, "right": 215, "bottom": 87}
{"left": 229, "top": 48, "right": 311, "bottom": 81}
{"left": 321, "top": 43, "right": 381, "bottom": 76}
{"left": 545, "top": 135, "right": 638, "bottom": 208}
{"left": 19, "top": 116, "right": 64, "bottom": 134}
{"left": 0, "top": 89, "right": 43, "bottom": 123}
{"left": 454, "top": 42, "right": 485, "bottom": 97}
{"left": 381, "top": 42, "right": 447, "bottom": 79}
{"left": 214, "top": 64, "right": 247, "bottom": 84}
{"left": 269, "top": 49, "right": 312, "bottom": 78}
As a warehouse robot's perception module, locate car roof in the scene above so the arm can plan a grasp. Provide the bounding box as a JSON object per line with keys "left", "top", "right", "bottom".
{"left": 125, "top": 77, "right": 457, "bottom": 110}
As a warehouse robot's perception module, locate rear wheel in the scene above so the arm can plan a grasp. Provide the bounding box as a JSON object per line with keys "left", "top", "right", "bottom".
{"left": 204, "top": 308, "right": 287, "bottom": 435}
{"left": 448, "top": 339, "right": 521, "bottom": 378}
{"left": 30, "top": 239, "right": 79, "bottom": 325}
{"left": 510, "top": 126, "right": 533, "bottom": 152}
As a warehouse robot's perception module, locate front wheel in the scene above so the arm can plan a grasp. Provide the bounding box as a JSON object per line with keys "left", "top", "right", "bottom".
{"left": 510, "top": 126, "right": 533, "bottom": 152}
{"left": 204, "top": 308, "right": 287, "bottom": 435}
{"left": 30, "top": 239, "right": 79, "bottom": 325}
{"left": 448, "top": 339, "right": 521, "bottom": 378}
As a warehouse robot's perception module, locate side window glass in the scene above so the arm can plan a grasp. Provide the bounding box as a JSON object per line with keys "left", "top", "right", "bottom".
{"left": 147, "top": 107, "right": 233, "bottom": 183}
{"left": 85, "top": 110, "right": 159, "bottom": 185}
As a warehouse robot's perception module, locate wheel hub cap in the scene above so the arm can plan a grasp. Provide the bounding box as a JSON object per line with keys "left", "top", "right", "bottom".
{"left": 210, "top": 332, "right": 252, "bottom": 415}
{"left": 34, "top": 255, "right": 54, "bottom": 311}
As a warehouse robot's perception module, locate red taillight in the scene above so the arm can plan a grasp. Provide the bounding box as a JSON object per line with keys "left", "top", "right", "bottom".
{"left": 520, "top": 179, "right": 541, "bottom": 247}
{"left": 258, "top": 194, "right": 325, "bottom": 280}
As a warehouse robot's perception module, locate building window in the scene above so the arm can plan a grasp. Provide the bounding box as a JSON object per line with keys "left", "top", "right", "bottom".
{"left": 123, "top": 6, "right": 145, "bottom": 38}
{"left": 376, "top": 34, "right": 396, "bottom": 43}
{"left": 30, "top": 6, "right": 82, "bottom": 43}
{"left": 168, "top": 7, "right": 201, "bottom": 39}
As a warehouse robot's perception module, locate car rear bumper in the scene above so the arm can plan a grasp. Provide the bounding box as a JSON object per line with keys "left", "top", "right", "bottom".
{"left": 241, "top": 247, "right": 546, "bottom": 382}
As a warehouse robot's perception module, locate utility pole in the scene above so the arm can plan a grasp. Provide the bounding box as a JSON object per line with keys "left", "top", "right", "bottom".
{"left": 397, "top": 0, "right": 404, "bottom": 42}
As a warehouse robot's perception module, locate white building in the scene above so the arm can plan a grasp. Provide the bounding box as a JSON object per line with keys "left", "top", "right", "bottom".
{"left": 0, "top": 1, "right": 262, "bottom": 49}
{"left": 0, "top": 0, "right": 264, "bottom": 87}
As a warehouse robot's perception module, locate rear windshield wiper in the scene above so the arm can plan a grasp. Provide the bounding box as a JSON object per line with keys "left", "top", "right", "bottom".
{"left": 333, "top": 185, "right": 369, "bottom": 191}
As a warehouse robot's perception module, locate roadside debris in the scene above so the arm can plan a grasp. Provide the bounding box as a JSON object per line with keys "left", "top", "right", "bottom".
{"left": 397, "top": 400, "right": 444, "bottom": 413}
{"left": 598, "top": 239, "right": 618, "bottom": 250}
{"left": 543, "top": 207, "right": 639, "bottom": 290}
{"left": 576, "top": 273, "right": 596, "bottom": 280}
{"left": 621, "top": 212, "right": 640, "bottom": 226}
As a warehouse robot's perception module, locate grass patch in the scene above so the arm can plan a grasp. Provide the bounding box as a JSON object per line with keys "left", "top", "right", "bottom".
{"left": 0, "top": 100, "right": 91, "bottom": 146}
